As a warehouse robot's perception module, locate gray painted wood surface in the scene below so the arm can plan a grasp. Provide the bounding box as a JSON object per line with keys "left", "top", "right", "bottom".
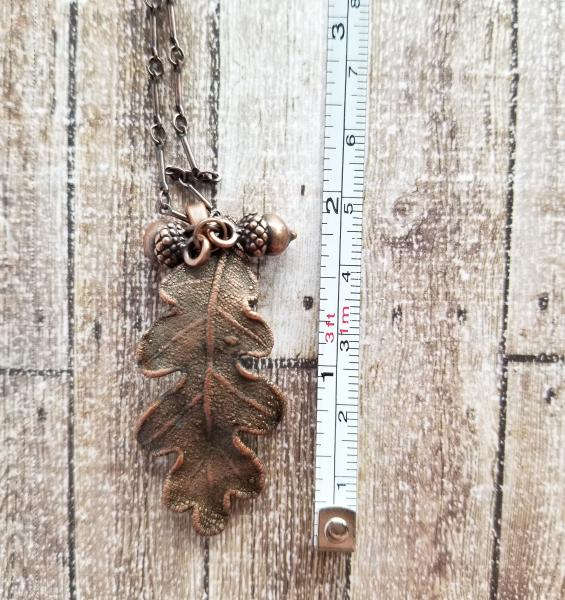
{"left": 1, "top": 0, "right": 563, "bottom": 598}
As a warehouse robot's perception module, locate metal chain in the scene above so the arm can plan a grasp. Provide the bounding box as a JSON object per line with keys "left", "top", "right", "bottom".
{"left": 145, "top": 0, "right": 220, "bottom": 219}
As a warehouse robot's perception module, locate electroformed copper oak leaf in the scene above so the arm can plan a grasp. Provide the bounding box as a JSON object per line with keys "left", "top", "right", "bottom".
{"left": 136, "top": 251, "right": 285, "bottom": 535}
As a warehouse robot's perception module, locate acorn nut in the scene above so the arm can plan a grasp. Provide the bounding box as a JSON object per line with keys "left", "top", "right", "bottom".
{"left": 238, "top": 212, "right": 297, "bottom": 257}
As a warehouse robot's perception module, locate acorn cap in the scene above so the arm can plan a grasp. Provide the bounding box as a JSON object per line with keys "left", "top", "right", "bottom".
{"left": 143, "top": 220, "right": 189, "bottom": 268}
{"left": 238, "top": 213, "right": 269, "bottom": 257}
{"left": 143, "top": 220, "right": 166, "bottom": 260}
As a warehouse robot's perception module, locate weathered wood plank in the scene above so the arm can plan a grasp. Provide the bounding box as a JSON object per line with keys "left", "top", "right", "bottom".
{"left": 217, "top": 0, "right": 325, "bottom": 360}
{"left": 351, "top": 0, "right": 512, "bottom": 597}
{"left": 209, "top": 367, "right": 349, "bottom": 599}
{"left": 498, "top": 363, "right": 564, "bottom": 598}
{"left": 0, "top": 0, "right": 70, "bottom": 368}
{"left": 0, "top": 372, "right": 70, "bottom": 599}
{"left": 0, "top": 2, "right": 72, "bottom": 598}
{"left": 507, "top": 0, "right": 565, "bottom": 355}
{"left": 71, "top": 1, "right": 220, "bottom": 596}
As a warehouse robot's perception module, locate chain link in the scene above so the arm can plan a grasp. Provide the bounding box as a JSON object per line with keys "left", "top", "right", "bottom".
{"left": 145, "top": 0, "right": 220, "bottom": 217}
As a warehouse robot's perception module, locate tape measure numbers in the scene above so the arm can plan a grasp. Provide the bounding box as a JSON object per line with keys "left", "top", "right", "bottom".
{"left": 314, "top": 0, "right": 369, "bottom": 552}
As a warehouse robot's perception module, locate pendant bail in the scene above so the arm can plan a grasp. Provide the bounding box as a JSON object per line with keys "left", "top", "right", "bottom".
{"left": 184, "top": 198, "right": 210, "bottom": 227}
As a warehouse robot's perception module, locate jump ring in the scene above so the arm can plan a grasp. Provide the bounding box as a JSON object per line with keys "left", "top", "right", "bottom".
{"left": 183, "top": 234, "right": 211, "bottom": 267}
{"left": 208, "top": 223, "right": 239, "bottom": 249}
{"left": 194, "top": 217, "right": 228, "bottom": 240}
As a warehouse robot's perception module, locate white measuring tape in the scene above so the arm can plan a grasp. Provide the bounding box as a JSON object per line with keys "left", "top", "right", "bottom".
{"left": 314, "top": 0, "right": 369, "bottom": 552}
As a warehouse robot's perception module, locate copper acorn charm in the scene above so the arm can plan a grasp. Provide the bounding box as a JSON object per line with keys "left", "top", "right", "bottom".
{"left": 238, "top": 212, "right": 297, "bottom": 257}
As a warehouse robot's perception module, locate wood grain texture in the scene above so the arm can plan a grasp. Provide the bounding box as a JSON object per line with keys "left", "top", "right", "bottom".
{"left": 0, "top": 0, "right": 70, "bottom": 369}
{"left": 0, "top": 2, "right": 72, "bottom": 598}
{"left": 498, "top": 363, "right": 565, "bottom": 599}
{"left": 209, "top": 367, "right": 349, "bottom": 600}
{"left": 217, "top": 0, "right": 325, "bottom": 360}
{"left": 507, "top": 0, "right": 564, "bottom": 355}
{"left": 0, "top": 372, "right": 70, "bottom": 599}
{"left": 352, "top": 0, "right": 511, "bottom": 597}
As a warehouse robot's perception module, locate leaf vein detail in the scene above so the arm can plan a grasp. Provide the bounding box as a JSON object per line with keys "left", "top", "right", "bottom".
{"left": 216, "top": 306, "right": 265, "bottom": 347}
{"left": 212, "top": 371, "right": 275, "bottom": 418}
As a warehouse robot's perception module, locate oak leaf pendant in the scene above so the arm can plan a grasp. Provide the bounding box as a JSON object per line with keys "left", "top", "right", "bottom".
{"left": 136, "top": 251, "right": 285, "bottom": 535}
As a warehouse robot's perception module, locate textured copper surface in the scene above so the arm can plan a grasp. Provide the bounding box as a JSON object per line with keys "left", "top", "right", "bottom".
{"left": 136, "top": 251, "right": 285, "bottom": 535}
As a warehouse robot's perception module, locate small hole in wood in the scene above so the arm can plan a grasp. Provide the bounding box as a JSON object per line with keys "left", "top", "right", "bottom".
{"left": 544, "top": 387, "right": 556, "bottom": 405}
{"left": 537, "top": 292, "right": 549, "bottom": 311}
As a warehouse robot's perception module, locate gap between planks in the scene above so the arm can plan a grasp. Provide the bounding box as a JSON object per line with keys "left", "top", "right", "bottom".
{"left": 65, "top": 0, "right": 79, "bottom": 598}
